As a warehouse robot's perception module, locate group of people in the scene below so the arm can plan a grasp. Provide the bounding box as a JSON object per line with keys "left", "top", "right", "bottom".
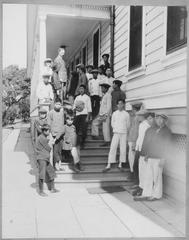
{"left": 34, "top": 47, "right": 172, "bottom": 200}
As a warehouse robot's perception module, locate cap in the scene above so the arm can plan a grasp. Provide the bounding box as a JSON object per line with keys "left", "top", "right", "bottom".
{"left": 91, "top": 69, "right": 99, "bottom": 73}
{"left": 44, "top": 58, "right": 52, "bottom": 63}
{"left": 155, "top": 113, "right": 168, "bottom": 120}
{"left": 59, "top": 45, "right": 68, "bottom": 49}
{"left": 102, "top": 53, "right": 109, "bottom": 58}
{"left": 99, "top": 83, "right": 111, "bottom": 88}
{"left": 113, "top": 79, "right": 122, "bottom": 85}
{"left": 136, "top": 109, "right": 148, "bottom": 116}
{"left": 39, "top": 108, "right": 47, "bottom": 114}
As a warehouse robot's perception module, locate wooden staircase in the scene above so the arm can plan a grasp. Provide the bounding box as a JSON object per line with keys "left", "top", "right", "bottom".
{"left": 55, "top": 123, "right": 133, "bottom": 188}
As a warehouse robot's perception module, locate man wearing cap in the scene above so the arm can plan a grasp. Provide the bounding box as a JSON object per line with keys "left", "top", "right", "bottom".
{"left": 36, "top": 72, "right": 54, "bottom": 106}
{"left": 53, "top": 45, "right": 68, "bottom": 100}
{"left": 134, "top": 113, "right": 172, "bottom": 201}
{"left": 98, "top": 83, "right": 112, "bottom": 146}
{"left": 111, "top": 79, "right": 126, "bottom": 112}
{"left": 102, "top": 54, "right": 110, "bottom": 75}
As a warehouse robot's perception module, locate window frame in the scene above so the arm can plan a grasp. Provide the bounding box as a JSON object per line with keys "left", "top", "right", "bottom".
{"left": 166, "top": 6, "right": 187, "bottom": 55}
{"left": 92, "top": 24, "right": 101, "bottom": 69}
{"left": 81, "top": 41, "right": 88, "bottom": 66}
{"left": 161, "top": 6, "right": 187, "bottom": 69}
{"left": 125, "top": 6, "right": 146, "bottom": 80}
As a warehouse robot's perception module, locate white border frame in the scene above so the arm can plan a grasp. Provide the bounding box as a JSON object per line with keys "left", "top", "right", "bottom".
{"left": 125, "top": 6, "right": 146, "bottom": 80}
{"left": 92, "top": 23, "right": 101, "bottom": 67}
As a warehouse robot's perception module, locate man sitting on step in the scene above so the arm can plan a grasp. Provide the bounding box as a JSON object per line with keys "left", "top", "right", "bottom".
{"left": 103, "top": 99, "right": 130, "bottom": 172}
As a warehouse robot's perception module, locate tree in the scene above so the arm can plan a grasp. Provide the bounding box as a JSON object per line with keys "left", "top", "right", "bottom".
{"left": 2, "top": 65, "right": 30, "bottom": 125}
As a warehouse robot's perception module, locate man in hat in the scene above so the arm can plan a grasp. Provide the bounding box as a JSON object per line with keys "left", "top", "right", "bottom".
{"left": 102, "top": 53, "right": 110, "bottom": 75}
{"left": 88, "top": 69, "right": 101, "bottom": 139}
{"left": 53, "top": 45, "right": 68, "bottom": 101}
{"left": 111, "top": 79, "right": 126, "bottom": 112}
{"left": 36, "top": 72, "right": 54, "bottom": 105}
{"left": 134, "top": 113, "right": 172, "bottom": 201}
{"left": 98, "top": 83, "right": 112, "bottom": 146}
{"left": 86, "top": 65, "right": 94, "bottom": 82}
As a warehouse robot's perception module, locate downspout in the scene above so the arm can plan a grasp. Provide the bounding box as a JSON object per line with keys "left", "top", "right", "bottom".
{"left": 110, "top": 5, "right": 115, "bottom": 77}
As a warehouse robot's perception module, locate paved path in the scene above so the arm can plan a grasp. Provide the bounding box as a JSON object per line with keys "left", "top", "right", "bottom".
{"left": 2, "top": 128, "right": 185, "bottom": 238}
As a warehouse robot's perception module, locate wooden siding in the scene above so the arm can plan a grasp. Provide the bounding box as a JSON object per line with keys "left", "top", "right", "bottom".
{"left": 113, "top": 6, "right": 186, "bottom": 135}
{"left": 114, "top": 6, "right": 129, "bottom": 79}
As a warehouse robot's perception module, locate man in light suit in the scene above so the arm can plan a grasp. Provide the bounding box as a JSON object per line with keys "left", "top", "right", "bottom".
{"left": 53, "top": 45, "right": 68, "bottom": 101}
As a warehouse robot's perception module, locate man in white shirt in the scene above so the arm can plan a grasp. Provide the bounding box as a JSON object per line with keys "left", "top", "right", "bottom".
{"left": 103, "top": 99, "right": 130, "bottom": 172}
{"left": 99, "top": 83, "right": 112, "bottom": 146}
{"left": 86, "top": 65, "right": 94, "bottom": 82}
{"left": 73, "top": 84, "right": 92, "bottom": 149}
{"left": 89, "top": 69, "right": 101, "bottom": 138}
{"left": 36, "top": 72, "right": 54, "bottom": 108}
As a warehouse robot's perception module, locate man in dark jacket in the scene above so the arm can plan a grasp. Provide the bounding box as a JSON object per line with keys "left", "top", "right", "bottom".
{"left": 111, "top": 80, "right": 126, "bottom": 112}
{"left": 134, "top": 113, "right": 172, "bottom": 201}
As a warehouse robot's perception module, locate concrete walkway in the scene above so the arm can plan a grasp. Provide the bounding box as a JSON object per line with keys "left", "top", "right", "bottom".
{"left": 2, "top": 128, "right": 185, "bottom": 238}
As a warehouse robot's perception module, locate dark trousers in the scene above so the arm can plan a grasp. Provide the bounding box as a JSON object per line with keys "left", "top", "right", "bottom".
{"left": 53, "top": 136, "right": 63, "bottom": 167}
{"left": 91, "top": 95, "right": 100, "bottom": 118}
{"left": 74, "top": 114, "right": 88, "bottom": 146}
{"left": 133, "top": 150, "right": 140, "bottom": 184}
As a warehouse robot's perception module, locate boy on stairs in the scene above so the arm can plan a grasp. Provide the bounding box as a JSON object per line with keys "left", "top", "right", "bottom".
{"left": 103, "top": 99, "right": 130, "bottom": 172}
{"left": 35, "top": 124, "right": 59, "bottom": 196}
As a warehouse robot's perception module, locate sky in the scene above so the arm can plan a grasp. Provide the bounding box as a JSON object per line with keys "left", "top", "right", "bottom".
{"left": 3, "top": 4, "right": 27, "bottom": 69}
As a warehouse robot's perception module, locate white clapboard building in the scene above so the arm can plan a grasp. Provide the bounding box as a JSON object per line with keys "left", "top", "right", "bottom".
{"left": 27, "top": 5, "right": 187, "bottom": 203}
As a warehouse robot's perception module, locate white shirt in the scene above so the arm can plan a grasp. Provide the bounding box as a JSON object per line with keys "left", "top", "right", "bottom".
{"left": 105, "top": 76, "right": 114, "bottom": 93}
{"left": 135, "top": 120, "right": 151, "bottom": 151}
{"left": 36, "top": 83, "right": 54, "bottom": 102}
{"left": 74, "top": 94, "right": 92, "bottom": 116}
{"left": 111, "top": 110, "right": 130, "bottom": 134}
{"left": 42, "top": 66, "right": 53, "bottom": 82}
{"left": 89, "top": 78, "right": 101, "bottom": 96}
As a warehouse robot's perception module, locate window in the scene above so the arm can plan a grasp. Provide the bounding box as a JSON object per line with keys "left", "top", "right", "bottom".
{"left": 129, "top": 6, "right": 143, "bottom": 71}
{"left": 93, "top": 28, "right": 100, "bottom": 68}
{"left": 167, "top": 6, "right": 187, "bottom": 54}
{"left": 82, "top": 46, "right": 87, "bottom": 66}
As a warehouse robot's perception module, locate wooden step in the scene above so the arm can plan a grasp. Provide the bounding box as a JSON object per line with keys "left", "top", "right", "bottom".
{"left": 80, "top": 147, "right": 110, "bottom": 154}
{"left": 57, "top": 164, "right": 129, "bottom": 174}
{"left": 54, "top": 173, "right": 132, "bottom": 183}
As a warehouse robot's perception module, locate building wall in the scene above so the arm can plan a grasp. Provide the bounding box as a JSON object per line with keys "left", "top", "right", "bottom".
{"left": 113, "top": 6, "right": 186, "bottom": 204}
